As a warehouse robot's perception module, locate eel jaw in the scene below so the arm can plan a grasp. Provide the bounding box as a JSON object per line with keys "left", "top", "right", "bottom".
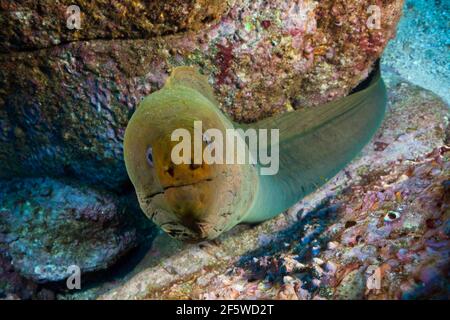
{"left": 138, "top": 177, "right": 225, "bottom": 242}
{"left": 138, "top": 163, "right": 258, "bottom": 242}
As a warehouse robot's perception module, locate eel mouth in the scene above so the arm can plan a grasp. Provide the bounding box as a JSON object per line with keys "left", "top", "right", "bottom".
{"left": 163, "top": 177, "right": 215, "bottom": 192}
{"left": 140, "top": 175, "right": 225, "bottom": 241}
{"left": 145, "top": 177, "right": 215, "bottom": 199}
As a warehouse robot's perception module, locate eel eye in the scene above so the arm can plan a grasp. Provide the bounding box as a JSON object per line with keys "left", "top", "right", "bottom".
{"left": 384, "top": 211, "right": 401, "bottom": 222}
{"left": 203, "top": 133, "right": 212, "bottom": 146}
{"left": 146, "top": 147, "right": 154, "bottom": 167}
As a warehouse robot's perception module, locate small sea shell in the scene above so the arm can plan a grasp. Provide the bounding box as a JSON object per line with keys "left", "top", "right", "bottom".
{"left": 384, "top": 211, "right": 401, "bottom": 222}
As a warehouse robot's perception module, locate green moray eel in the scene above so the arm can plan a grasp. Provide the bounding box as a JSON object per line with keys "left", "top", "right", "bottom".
{"left": 124, "top": 63, "right": 387, "bottom": 242}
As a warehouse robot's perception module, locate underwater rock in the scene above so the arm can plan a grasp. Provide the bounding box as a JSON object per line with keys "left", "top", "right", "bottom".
{"left": 0, "top": 0, "right": 403, "bottom": 188}
{"left": 0, "top": 0, "right": 232, "bottom": 52}
{"left": 0, "top": 249, "right": 39, "bottom": 299}
{"left": 98, "top": 76, "right": 449, "bottom": 300}
{"left": 0, "top": 177, "right": 152, "bottom": 282}
{"left": 382, "top": 0, "right": 450, "bottom": 104}
{"left": 334, "top": 268, "right": 366, "bottom": 300}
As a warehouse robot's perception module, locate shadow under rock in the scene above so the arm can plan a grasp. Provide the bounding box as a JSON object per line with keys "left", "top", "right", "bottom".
{"left": 235, "top": 198, "right": 341, "bottom": 292}
{"left": 49, "top": 194, "right": 161, "bottom": 299}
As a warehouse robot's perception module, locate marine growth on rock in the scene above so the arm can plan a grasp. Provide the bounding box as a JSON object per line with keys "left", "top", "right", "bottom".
{"left": 0, "top": 0, "right": 448, "bottom": 302}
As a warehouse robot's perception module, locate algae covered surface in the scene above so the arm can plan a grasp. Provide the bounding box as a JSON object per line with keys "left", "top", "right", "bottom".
{"left": 0, "top": 0, "right": 404, "bottom": 191}
{"left": 0, "top": 0, "right": 449, "bottom": 300}
{"left": 97, "top": 74, "right": 449, "bottom": 300}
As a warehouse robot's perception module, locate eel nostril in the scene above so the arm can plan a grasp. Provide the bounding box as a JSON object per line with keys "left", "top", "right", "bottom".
{"left": 190, "top": 163, "right": 202, "bottom": 170}
{"left": 167, "top": 165, "right": 175, "bottom": 177}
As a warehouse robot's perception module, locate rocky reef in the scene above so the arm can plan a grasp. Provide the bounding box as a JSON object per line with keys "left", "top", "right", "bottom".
{"left": 0, "top": 0, "right": 232, "bottom": 52}
{"left": 0, "top": 177, "right": 153, "bottom": 283}
{"left": 98, "top": 73, "right": 449, "bottom": 300}
{"left": 0, "top": 0, "right": 403, "bottom": 188}
{"left": 1, "top": 0, "right": 448, "bottom": 300}
{"left": 382, "top": 0, "right": 450, "bottom": 104}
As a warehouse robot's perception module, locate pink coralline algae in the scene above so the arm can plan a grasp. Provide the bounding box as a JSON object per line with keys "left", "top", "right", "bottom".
{"left": 0, "top": 0, "right": 404, "bottom": 189}
{"left": 146, "top": 147, "right": 449, "bottom": 300}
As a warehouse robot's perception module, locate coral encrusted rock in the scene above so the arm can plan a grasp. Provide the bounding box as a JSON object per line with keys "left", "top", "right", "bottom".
{"left": 0, "top": 177, "right": 152, "bottom": 282}
{"left": 0, "top": 0, "right": 233, "bottom": 52}
{"left": 97, "top": 74, "right": 449, "bottom": 300}
{"left": 0, "top": 0, "right": 404, "bottom": 189}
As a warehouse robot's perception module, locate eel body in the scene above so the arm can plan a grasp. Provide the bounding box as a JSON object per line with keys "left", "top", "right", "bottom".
{"left": 124, "top": 64, "right": 387, "bottom": 241}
